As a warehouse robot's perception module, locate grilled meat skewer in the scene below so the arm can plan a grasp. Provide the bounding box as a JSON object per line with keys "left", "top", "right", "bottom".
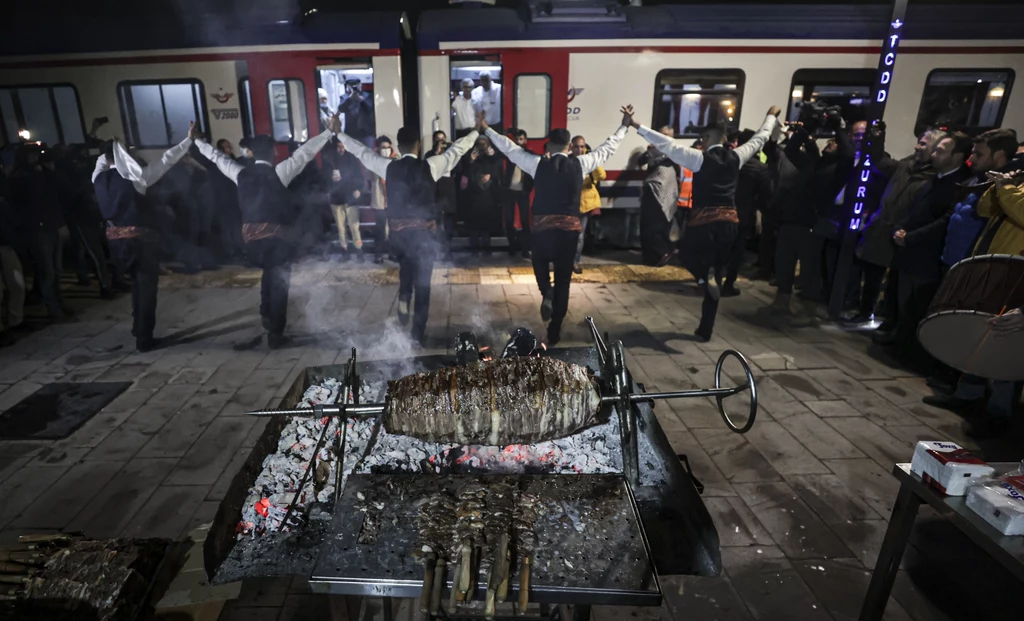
{"left": 385, "top": 357, "right": 602, "bottom": 445}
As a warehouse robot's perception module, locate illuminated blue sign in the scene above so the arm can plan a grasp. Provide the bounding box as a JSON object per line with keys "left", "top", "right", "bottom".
{"left": 848, "top": 16, "right": 904, "bottom": 231}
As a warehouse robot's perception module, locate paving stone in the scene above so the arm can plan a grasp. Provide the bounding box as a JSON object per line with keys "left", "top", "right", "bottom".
{"left": 743, "top": 422, "right": 830, "bottom": 476}
{"left": 794, "top": 558, "right": 914, "bottom": 621}
{"left": 165, "top": 416, "right": 256, "bottom": 486}
{"left": 180, "top": 499, "right": 221, "bottom": 539}
{"left": 94, "top": 364, "right": 152, "bottom": 383}
{"left": 68, "top": 458, "right": 176, "bottom": 538}
{"left": 824, "top": 417, "right": 915, "bottom": 469}
{"left": 693, "top": 427, "right": 784, "bottom": 484}
{"left": 786, "top": 474, "right": 885, "bottom": 524}
{"left": 829, "top": 519, "right": 890, "bottom": 570}
{"left": 733, "top": 482, "right": 854, "bottom": 560}
{"left": 803, "top": 369, "right": 870, "bottom": 397}
{"left": 0, "top": 358, "right": 49, "bottom": 383}
{"left": 0, "top": 456, "right": 31, "bottom": 486}
{"left": 0, "top": 380, "right": 44, "bottom": 413}
{"left": 121, "top": 484, "right": 212, "bottom": 539}
{"left": 823, "top": 459, "right": 901, "bottom": 519}
{"left": 769, "top": 371, "right": 837, "bottom": 402}
{"left": 812, "top": 343, "right": 894, "bottom": 380}
{"left": 778, "top": 413, "right": 867, "bottom": 460}
{"left": 862, "top": 379, "right": 929, "bottom": 407}
{"left": 29, "top": 445, "right": 90, "bottom": 466}
{"left": 721, "top": 545, "right": 833, "bottom": 621}
{"left": 147, "top": 382, "right": 200, "bottom": 405}
{"left": 703, "top": 497, "right": 774, "bottom": 548}
{"left": 804, "top": 400, "right": 863, "bottom": 418}
{"left": 168, "top": 366, "right": 218, "bottom": 384}
{"left": 8, "top": 460, "right": 123, "bottom": 529}
{"left": 661, "top": 574, "right": 754, "bottom": 621}
{"left": 662, "top": 428, "right": 736, "bottom": 497}
{"left": 102, "top": 388, "right": 157, "bottom": 413}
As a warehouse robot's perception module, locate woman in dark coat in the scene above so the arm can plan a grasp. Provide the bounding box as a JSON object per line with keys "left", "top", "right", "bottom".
{"left": 461, "top": 137, "right": 504, "bottom": 254}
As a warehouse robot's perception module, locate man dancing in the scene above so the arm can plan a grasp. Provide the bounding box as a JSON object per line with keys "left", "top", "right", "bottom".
{"left": 336, "top": 124, "right": 480, "bottom": 345}
{"left": 483, "top": 113, "right": 627, "bottom": 345}
{"left": 93, "top": 124, "right": 196, "bottom": 351}
{"left": 192, "top": 114, "right": 342, "bottom": 348}
{"left": 624, "top": 105, "right": 782, "bottom": 341}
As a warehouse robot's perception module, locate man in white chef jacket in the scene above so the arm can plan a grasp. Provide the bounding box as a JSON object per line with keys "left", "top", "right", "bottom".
{"left": 472, "top": 71, "right": 502, "bottom": 134}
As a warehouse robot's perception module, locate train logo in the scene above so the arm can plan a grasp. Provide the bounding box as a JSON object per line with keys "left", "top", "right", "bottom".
{"left": 568, "top": 86, "right": 584, "bottom": 121}
{"left": 211, "top": 91, "right": 234, "bottom": 104}
{"left": 567, "top": 86, "right": 585, "bottom": 104}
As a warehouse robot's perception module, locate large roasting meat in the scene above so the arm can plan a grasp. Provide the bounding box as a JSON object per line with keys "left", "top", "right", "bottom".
{"left": 383, "top": 357, "right": 602, "bottom": 446}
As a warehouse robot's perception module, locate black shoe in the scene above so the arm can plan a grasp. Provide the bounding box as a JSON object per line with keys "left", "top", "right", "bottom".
{"left": 508, "top": 250, "right": 517, "bottom": 258}
{"left": 706, "top": 269, "right": 720, "bottom": 301}
{"left": 655, "top": 253, "right": 672, "bottom": 268}
{"left": 720, "top": 284, "right": 740, "bottom": 298}
{"left": 926, "top": 376, "right": 955, "bottom": 395}
{"left": 267, "top": 333, "right": 292, "bottom": 349}
{"left": 261, "top": 316, "right": 272, "bottom": 332}
{"left": 356, "top": 250, "right": 364, "bottom": 263}
{"left": 397, "top": 298, "right": 411, "bottom": 326}
{"left": 843, "top": 312, "right": 873, "bottom": 324}
{"left": 374, "top": 255, "right": 385, "bottom": 264}
{"left": 412, "top": 330, "right": 427, "bottom": 348}
{"left": 522, "top": 251, "right": 531, "bottom": 259}
{"left": 871, "top": 330, "right": 897, "bottom": 345}
{"left": 540, "top": 291, "right": 554, "bottom": 322}
{"left": 694, "top": 327, "right": 712, "bottom": 343}
{"left": 963, "top": 416, "right": 1011, "bottom": 440}
{"left": 136, "top": 337, "right": 162, "bottom": 353}
{"left": 573, "top": 264, "right": 582, "bottom": 274}
{"left": 922, "top": 394, "right": 983, "bottom": 416}
{"left": 339, "top": 252, "right": 350, "bottom": 262}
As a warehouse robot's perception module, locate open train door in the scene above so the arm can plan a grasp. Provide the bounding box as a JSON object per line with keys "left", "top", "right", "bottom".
{"left": 500, "top": 50, "right": 568, "bottom": 153}
{"left": 245, "top": 56, "right": 321, "bottom": 162}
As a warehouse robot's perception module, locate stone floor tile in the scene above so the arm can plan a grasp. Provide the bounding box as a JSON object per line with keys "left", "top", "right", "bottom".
{"left": 742, "top": 422, "right": 830, "bottom": 476}
{"left": 0, "top": 464, "right": 71, "bottom": 528}
{"left": 703, "top": 497, "right": 774, "bottom": 548}
{"left": 68, "top": 458, "right": 176, "bottom": 538}
{"left": 121, "top": 484, "right": 212, "bottom": 539}
{"left": 823, "top": 418, "right": 915, "bottom": 470}
{"left": 8, "top": 460, "right": 123, "bottom": 529}
{"left": 721, "top": 545, "right": 833, "bottom": 621}
{"left": 823, "top": 459, "right": 901, "bottom": 519}
{"left": 733, "top": 482, "right": 854, "bottom": 560}
{"left": 842, "top": 394, "right": 912, "bottom": 427}
{"left": 94, "top": 363, "right": 151, "bottom": 383}
{"left": 793, "top": 558, "right": 914, "bottom": 621}
{"left": 862, "top": 379, "right": 929, "bottom": 407}
{"left": 785, "top": 474, "right": 885, "bottom": 524}
{"left": 692, "top": 428, "right": 784, "bottom": 484}
{"left": 663, "top": 428, "right": 736, "bottom": 497}
{"left": 829, "top": 519, "right": 889, "bottom": 570}
{"left": 768, "top": 371, "right": 837, "bottom": 402}
{"left": 661, "top": 575, "right": 754, "bottom": 621}
{"left": 165, "top": 416, "right": 256, "bottom": 486}
{"left": 803, "top": 369, "right": 870, "bottom": 397}
{"left": 778, "top": 413, "right": 867, "bottom": 460}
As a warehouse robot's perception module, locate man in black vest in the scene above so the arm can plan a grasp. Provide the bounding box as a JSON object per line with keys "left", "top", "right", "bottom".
{"left": 337, "top": 124, "right": 480, "bottom": 345}
{"left": 625, "top": 105, "right": 782, "bottom": 341}
{"left": 483, "top": 115, "right": 627, "bottom": 345}
{"left": 92, "top": 125, "right": 196, "bottom": 351}
{"left": 192, "top": 115, "right": 341, "bottom": 349}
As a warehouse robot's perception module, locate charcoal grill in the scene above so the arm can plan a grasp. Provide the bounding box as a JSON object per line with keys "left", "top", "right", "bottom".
{"left": 204, "top": 318, "right": 759, "bottom": 619}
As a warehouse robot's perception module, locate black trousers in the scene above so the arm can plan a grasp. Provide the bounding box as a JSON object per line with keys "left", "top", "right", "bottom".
{"left": 109, "top": 237, "right": 160, "bottom": 341}
{"left": 247, "top": 238, "right": 293, "bottom": 336}
{"left": 503, "top": 190, "right": 532, "bottom": 254}
{"left": 725, "top": 224, "right": 755, "bottom": 285}
{"left": 683, "top": 221, "right": 737, "bottom": 336}
{"left": 895, "top": 271, "right": 939, "bottom": 355}
{"left": 878, "top": 268, "right": 899, "bottom": 327}
{"left": 775, "top": 224, "right": 823, "bottom": 300}
{"left": 392, "top": 228, "right": 437, "bottom": 341}
{"left": 29, "top": 228, "right": 64, "bottom": 316}
{"left": 639, "top": 192, "right": 674, "bottom": 266}
{"left": 374, "top": 211, "right": 388, "bottom": 258}
{"left": 856, "top": 259, "right": 887, "bottom": 317}
{"left": 758, "top": 215, "right": 778, "bottom": 278}
{"left": 531, "top": 228, "right": 579, "bottom": 341}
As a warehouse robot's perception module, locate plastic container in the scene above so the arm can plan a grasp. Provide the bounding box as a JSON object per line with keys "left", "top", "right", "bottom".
{"left": 910, "top": 440, "right": 994, "bottom": 496}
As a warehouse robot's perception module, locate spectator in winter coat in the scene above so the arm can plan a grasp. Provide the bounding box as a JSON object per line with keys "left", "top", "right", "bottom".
{"left": 462, "top": 136, "right": 504, "bottom": 254}
{"left": 638, "top": 137, "right": 679, "bottom": 267}
{"left": 369, "top": 136, "right": 395, "bottom": 264}
{"left": 324, "top": 138, "right": 367, "bottom": 260}
{"left": 574, "top": 136, "right": 605, "bottom": 274}
{"left": 501, "top": 129, "right": 535, "bottom": 258}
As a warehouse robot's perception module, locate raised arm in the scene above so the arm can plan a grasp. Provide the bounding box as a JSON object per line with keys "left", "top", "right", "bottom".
{"left": 484, "top": 127, "right": 539, "bottom": 178}
{"left": 577, "top": 125, "right": 628, "bottom": 176}
{"left": 732, "top": 108, "right": 782, "bottom": 168}
{"left": 91, "top": 154, "right": 110, "bottom": 184}
{"left": 276, "top": 129, "right": 336, "bottom": 187}
{"left": 427, "top": 129, "right": 480, "bottom": 181}
{"left": 131, "top": 131, "right": 195, "bottom": 191}
{"left": 337, "top": 131, "right": 392, "bottom": 179}
{"left": 194, "top": 138, "right": 245, "bottom": 184}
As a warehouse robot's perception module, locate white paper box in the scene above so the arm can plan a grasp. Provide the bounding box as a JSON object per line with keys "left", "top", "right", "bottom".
{"left": 966, "top": 475, "right": 1024, "bottom": 536}
{"left": 910, "top": 441, "right": 994, "bottom": 496}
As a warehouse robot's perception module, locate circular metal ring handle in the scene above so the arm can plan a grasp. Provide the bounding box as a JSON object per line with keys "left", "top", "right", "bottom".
{"left": 714, "top": 350, "right": 758, "bottom": 434}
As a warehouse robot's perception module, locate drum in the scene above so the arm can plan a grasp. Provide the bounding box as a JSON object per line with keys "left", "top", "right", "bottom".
{"left": 918, "top": 254, "right": 1024, "bottom": 381}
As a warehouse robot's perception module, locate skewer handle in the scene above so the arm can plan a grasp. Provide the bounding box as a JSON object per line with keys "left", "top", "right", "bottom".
{"left": 497, "top": 550, "right": 510, "bottom": 602}
{"left": 517, "top": 555, "right": 531, "bottom": 614}
{"left": 459, "top": 540, "right": 472, "bottom": 595}
{"left": 429, "top": 559, "right": 445, "bottom": 616}
{"left": 449, "top": 558, "right": 462, "bottom": 609}
{"left": 420, "top": 555, "right": 436, "bottom": 614}
{"left": 17, "top": 533, "right": 73, "bottom": 543}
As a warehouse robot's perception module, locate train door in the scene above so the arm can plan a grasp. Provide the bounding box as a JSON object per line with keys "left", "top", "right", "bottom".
{"left": 316, "top": 61, "right": 375, "bottom": 148}
{"left": 244, "top": 55, "right": 320, "bottom": 161}
{"left": 500, "top": 50, "right": 568, "bottom": 153}
{"left": 448, "top": 56, "right": 503, "bottom": 137}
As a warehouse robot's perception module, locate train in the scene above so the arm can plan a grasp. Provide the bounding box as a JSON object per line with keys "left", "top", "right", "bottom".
{"left": 2, "top": 1, "right": 1022, "bottom": 233}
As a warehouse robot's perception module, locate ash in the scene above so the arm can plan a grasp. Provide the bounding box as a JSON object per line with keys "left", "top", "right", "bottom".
{"left": 237, "top": 375, "right": 622, "bottom": 537}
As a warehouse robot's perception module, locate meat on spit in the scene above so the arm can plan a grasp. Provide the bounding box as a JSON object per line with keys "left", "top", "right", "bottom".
{"left": 385, "top": 357, "right": 602, "bottom": 446}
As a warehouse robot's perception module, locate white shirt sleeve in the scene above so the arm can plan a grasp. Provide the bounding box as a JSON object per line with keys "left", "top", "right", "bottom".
{"left": 337, "top": 131, "right": 392, "bottom": 179}
{"left": 576, "top": 125, "right": 629, "bottom": 177}
{"left": 91, "top": 154, "right": 110, "bottom": 184}
{"left": 194, "top": 139, "right": 245, "bottom": 184}
{"left": 636, "top": 125, "right": 704, "bottom": 173}
{"left": 113, "top": 136, "right": 193, "bottom": 195}
{"left": 275, "top": 129, "right": 336, "bottom": 187}
{"left": 732, "top": 115, "right": 780, "bottom": 168}
{"left": 485, "top": 128, "right": 540, "bottom": 178}
{"left": 427, "top": 130, "right": 480, "bottom": 181}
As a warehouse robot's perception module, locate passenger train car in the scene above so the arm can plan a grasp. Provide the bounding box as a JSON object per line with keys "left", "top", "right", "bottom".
{"left": 2, "top": 2, "right": 1023, "bottom": 223}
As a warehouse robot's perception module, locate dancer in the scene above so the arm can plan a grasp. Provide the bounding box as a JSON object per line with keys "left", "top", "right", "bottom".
{"left": 92, "top": 125, "right": 196, "bottom": 351}
{"left": 337, "top": 124, "right": 480, "bottom": 345}
{"left": 483, "top": 113, "right": 627, "bottom": 345}
{"left": 192, "top": 114, "right": 342, "bottom": 348}
{"left": 624, "top": 105, "right": 782, "bottom": 341}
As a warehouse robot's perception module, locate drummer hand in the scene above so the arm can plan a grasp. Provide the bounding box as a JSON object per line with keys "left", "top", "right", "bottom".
{"left": 893, "top": 229, "right": 906, "bottom": 246}
{"left": 990, "top": 308, "right": 1024, "bottom": 334}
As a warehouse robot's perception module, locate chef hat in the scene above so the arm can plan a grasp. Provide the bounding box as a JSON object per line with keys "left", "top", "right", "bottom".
{"left": 318, "top": 88, "right": 328, "bottom": 100}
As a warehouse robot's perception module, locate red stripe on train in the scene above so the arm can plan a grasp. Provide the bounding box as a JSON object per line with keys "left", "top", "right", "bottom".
{"left": 422, "top": 45, "right": 1024, "bottom": 56}
{"left": 0, "top": 48, "right": 400, "bottom": 69}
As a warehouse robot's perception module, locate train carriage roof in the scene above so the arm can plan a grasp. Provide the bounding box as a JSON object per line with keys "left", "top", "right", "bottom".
{"left": 0, "top": 10, "right": 407, "bottom": 57}
{"left": 418, "top": 3, "right": 1024, "bottom": 49}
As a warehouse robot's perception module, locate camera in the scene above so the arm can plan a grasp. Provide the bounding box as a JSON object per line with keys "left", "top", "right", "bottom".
{"left": 797, "top": 100, "right": 843, "bottom": 133}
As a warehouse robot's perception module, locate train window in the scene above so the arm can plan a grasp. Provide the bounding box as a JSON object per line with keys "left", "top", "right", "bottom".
{"left": 653, "top": 69, "right": 745, "bottom": 138}
{"left": 117, "top": 80, "right": 208, "bottom": 149}
{"left": 239, "top": 78, "right": 255, "bottom": 139}
{"left": 915, "top": 69, "right": 1015, "bottom": 136}
{"left": 788, "top": 69, "right": 874, "bottom": 136}
{"left": 268, "top": 79, "right": 308, "bottom": 143}
{"left": 317, "top": 65, "right": 374, "bottom": 144}
{"left": 451, "top": 60, "right": 503, "bottom": 134}
{"left": 0, "top": 84, "right": 85, "bottom": 146}
{"left": 514, "top": 74, "right": 551, "bottom": 139}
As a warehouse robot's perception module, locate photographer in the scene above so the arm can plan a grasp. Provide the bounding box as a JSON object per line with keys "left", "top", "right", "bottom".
{"left": 759, "top": 121, "right": 822, "bottom": 324}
